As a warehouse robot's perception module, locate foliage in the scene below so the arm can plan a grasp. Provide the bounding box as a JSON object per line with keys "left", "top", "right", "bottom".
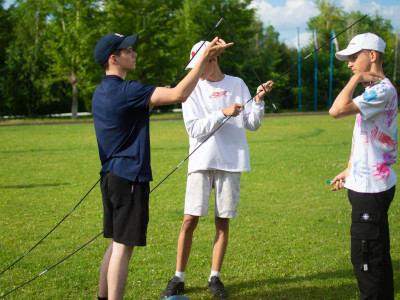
{"left": 44, "top": 0, "right": 104, "bottom": 118}
{"left": 0, "top": 0, "right": 398, "bottom": 117}
{"left": 302, "top": 0, "right": 399, "bottom": 111}
{"left": 0, "top": 0, "right": 13, "bottom": 114}
{"left": 1, "top": 0, "right": 50, "bottom": 116}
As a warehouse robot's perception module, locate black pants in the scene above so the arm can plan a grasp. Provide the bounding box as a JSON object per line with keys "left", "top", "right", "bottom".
{"left": 348, "top": 186, "right": 395, "bottom": 300}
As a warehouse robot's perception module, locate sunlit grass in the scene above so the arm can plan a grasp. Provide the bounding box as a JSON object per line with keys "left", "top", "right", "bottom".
{"left": 0, "top": 114, "right": 398, "bottom": 299}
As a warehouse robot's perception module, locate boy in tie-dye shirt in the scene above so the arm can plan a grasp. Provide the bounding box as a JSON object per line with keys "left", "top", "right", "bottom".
{"left": 329, "top": 33, "right": 397, "bottom": 300}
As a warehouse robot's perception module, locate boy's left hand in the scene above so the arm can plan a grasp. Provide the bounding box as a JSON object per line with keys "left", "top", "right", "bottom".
{"left": 255, "top": 81, "right": 274, "bottom": 102}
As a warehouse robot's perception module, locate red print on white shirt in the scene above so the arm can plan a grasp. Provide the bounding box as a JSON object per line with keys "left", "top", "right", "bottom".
{"left": 209, "top": 91, "right": 228, "bottom": 99}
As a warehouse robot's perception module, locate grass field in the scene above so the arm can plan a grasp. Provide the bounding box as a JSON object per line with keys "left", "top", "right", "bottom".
{"left": 0, "top": 114, "right": 399, "bottom": 299}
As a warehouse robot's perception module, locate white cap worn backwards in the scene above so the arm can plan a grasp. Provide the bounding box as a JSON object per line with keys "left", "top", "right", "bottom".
{"left": 185, "top": 41, "right": 211, "bottom": 69}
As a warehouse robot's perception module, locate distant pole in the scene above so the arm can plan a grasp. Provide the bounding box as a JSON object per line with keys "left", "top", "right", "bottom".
{"left": 298, "top": 27, "right": 302, "bottom": 112}
{"left": 329, "top": 29, "right": 334, "bottom": 108}
{"left": 394, "top": 31, "right": 398, "bottom": 83}
{"left": 314, "top": 28, "right": 318, "bottom": 111}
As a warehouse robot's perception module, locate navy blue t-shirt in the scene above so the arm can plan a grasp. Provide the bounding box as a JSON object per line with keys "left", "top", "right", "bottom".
{"left": 92, "top": 75, "right": 156, "bottom": 182}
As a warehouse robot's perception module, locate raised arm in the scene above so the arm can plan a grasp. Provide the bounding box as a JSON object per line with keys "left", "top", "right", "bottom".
{"left": 148, "top": 38, "right": 233, "bottom": 109}
{"left": 329, "top": 72, "right": 382, "bottom": 118}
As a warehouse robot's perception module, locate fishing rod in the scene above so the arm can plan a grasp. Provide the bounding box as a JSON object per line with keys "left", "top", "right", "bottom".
{"left": 149, "top": 18, "right": 224, "bottom": 116}
{"left": 150, "top": 17, "right": 279, "bottom": 114}
{"left": 0, "top": 84, "right": 265, "bottom": 298}
{"left": 0, "top": 18, "right": 226, "bottom": 279}
{"left": 273, "top": 13, "right": 370, "bottom": 83}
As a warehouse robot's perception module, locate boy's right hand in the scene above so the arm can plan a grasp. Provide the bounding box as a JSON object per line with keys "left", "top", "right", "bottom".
{"left": 204, "top": 37, "right": 234, "bottom": 60}
{"left": 222, "top": 103, "right": 244, "bottom": 117}
{"left": 355, "top": 72, "right": 384, "bottom": 87}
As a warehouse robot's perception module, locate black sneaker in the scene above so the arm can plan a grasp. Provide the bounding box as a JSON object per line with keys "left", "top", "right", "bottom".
{"left": 159, "top": 276, "right": 185, "bottom": 299}
{"left": 208, "top": 276, "right": 228, "bottom": 298}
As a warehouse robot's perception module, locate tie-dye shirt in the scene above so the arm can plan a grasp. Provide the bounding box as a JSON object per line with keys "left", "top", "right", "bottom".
{"left": 345, "top": 78, "right": 398, "bottom": 193}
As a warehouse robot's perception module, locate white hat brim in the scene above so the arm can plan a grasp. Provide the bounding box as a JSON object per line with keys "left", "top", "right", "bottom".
{"left": 335, "top": 46, "right": 362, "bottom": 61}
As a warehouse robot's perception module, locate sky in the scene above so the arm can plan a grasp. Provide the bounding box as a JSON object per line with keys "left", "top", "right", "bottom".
{"left": 3, "top": 0, "right": 400, "bottom": 49}
{"left": 250, "top": 0, "right": 400, "bottom": 48}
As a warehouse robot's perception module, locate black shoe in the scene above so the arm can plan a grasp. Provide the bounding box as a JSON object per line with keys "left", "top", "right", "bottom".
{"left": 208, "top": 276, "right": 228, "bottom": 298}
{"left": 159, "top": 276, "right": 185, "bottom": 299}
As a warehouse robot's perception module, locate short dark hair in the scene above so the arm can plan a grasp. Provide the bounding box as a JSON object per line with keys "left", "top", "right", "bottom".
{"left": 363, "top": 49, "right": 384, "bottom": 65}
{"left": 102, "top": 49, "right": 122, "bottom": 71}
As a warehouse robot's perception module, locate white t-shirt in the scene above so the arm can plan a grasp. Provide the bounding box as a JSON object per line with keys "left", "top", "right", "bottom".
{"left": 345, "top": 78, "right": 398, "bottom": 193}
{"left": 182, "top": 75, "right": 264, "bottom": 174}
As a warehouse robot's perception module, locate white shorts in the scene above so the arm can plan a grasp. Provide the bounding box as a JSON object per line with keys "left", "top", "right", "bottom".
{"left": 184, "top": 170, "right": 241, "bottom": 218}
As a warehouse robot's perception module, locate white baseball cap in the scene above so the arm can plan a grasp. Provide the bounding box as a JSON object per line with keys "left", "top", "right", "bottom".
{"left": 335, "top": 33, "right": 386, "bottom": 61}
{"left": 185, "top": 41, "right": 210, "bottom": 69}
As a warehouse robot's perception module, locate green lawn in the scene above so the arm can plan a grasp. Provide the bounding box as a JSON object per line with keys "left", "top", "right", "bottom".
{"left": 0, "top": 114, "right": 399, "bottom": 299}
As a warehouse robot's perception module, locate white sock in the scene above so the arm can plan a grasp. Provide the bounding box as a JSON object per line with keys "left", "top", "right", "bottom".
{"left": 209, "top": 270, "right": 220, "bottom": 282}
{"left": 175, "top": 271, "right": 185, "bottom": 282}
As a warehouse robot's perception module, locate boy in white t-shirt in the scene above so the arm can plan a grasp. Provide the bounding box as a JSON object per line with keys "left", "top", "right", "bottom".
{"left": 329, "top": 33, "right": 397, "bottom": 299}
{"left": 159, "top": 41, "right": 273, "bottom": 299}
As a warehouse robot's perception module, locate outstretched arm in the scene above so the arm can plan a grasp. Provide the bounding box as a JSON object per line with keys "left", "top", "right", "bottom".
{"left": 148, "top": 37, "right": 234, "bottom": 109}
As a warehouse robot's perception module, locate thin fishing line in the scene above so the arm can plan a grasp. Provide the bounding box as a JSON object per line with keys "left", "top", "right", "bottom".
{"left": 149, "top": 18, "right": 224, "bottom": 116}
{"left": 0, "top": 232, "right": 104, "bottom": 298}
{"left": 1, "top": 14, "right": 370, "bottom": 296}
{"left": 0, "top": 178, "right": 100, "bottom": 277}
{"left": 0, "top": 17, "right": 223, "bottom": 290}
{"left": 273, "top": 13, "right": 370, "bottom": 82}
{"left": 221, "top": 18, "right": 277, "bottom": 110}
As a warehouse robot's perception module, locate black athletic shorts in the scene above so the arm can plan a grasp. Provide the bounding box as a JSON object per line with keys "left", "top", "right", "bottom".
{"left": 100, "top": 172, "right": 150, "bottom": 246}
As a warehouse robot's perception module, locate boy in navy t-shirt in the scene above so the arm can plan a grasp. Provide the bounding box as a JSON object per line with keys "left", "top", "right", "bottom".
{"left": 92, "top": 33, "right": 232, "bottom": 299}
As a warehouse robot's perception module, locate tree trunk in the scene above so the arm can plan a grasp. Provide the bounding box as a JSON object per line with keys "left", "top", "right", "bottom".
{"left": 71, "top": 71, "right": 78, "bottom": 119}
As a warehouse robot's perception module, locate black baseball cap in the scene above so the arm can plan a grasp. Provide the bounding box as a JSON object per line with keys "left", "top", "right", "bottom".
{"left": 94, "top": 33, "right": 138, "bottom": 66}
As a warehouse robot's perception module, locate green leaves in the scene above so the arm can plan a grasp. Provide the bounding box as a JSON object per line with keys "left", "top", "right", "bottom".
{"left": 0, "top": 0, "right": 398, "bottom": 117}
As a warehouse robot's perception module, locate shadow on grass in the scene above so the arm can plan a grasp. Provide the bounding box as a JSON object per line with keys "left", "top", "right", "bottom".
{"left": 184, "top": 260, "right": 400, "bottom": 299}
{"left": 0, "top": 183, "right": 69, "bottom": 189}
{"left": 0, "top": 146, "right": 94, "bottom": 154}
{"left": 296, "top": 127, "right": 325, "bottom": 140}
{"left": 226, "top": 268, "right": 355, "bottom": 299}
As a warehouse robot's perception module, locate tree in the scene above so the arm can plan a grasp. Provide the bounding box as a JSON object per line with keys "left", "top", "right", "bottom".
{"left": 1, "top": 0, "right": 396, "bottom": 116}
{"left": 2, "top": 0, "right": 50, "bottom": 117}
{"left": 303, "top": 0, "right": 399, "bottom": 110}
{"left": 0, "top": 0, "right": 13, "bottom": 115}
{"left": 45, "top": 0, "right": 103, "bottom": 119}
{"left": 101, "top": 0, "right": 180, "bottom": 86}
{"left": 101, "top": 0, "right": 263, "bottom": 111}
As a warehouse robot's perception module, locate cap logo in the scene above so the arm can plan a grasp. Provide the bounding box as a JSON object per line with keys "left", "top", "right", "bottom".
{"left": 114, "top": 33, "right": 124, "bottom": 38}
{"left": 191, "top": 51, "right": 195, "bottom": 58}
